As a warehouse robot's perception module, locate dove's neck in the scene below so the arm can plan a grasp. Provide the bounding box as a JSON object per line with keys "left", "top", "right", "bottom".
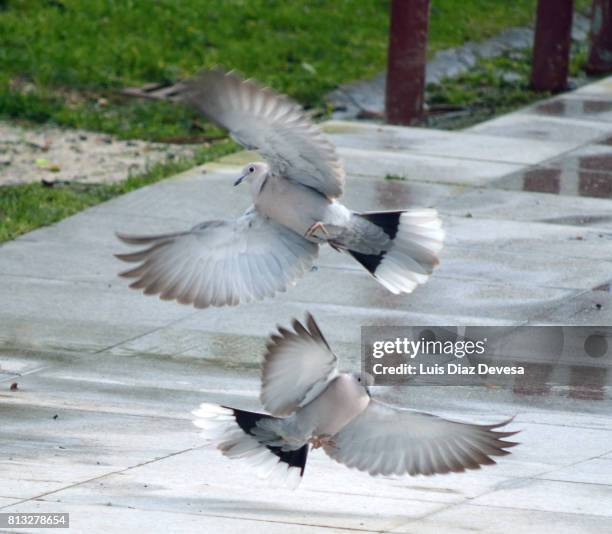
{"left": 249, "top": 172, "right": 269, "bottom": 201}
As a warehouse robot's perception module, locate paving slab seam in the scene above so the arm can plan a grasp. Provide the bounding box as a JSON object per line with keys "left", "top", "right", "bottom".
{"left": 0, "top": 396, "right": 196, "bottom": 422}
{"left": 525, "top": 286, "right": 601, "bottom": 323}
{"left": 0, "top": 365, "right": 51, "bottom": 383}
{"left": 337, "top": 146, "right": 533, "bottom": 170}
{"left": 380, "top": 468, "right": 599, "bottom": 532}
{"left": 457, "top": 498, "right": 611, "bottom": 518}
{"left": 0, "top": 446, "right": 199, "bottom": 511}
{"left": 93, "top": 309, "right": 203, "bottom": 355}
{"left": 12, "top": 499, "right": 384, "bottom": 534}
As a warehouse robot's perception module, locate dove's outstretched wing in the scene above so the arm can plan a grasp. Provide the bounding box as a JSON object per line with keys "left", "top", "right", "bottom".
{"left": 324, "top": 400, "right": 518, "bottom": 476}
{"left": 115, "top": 208, "right": 318, "bottom": 308}
{"left": 181, "top": 68, "right": 345, "bottom": 199}
{"left": 261, "top": 313, "right": 339, "bottom": 417}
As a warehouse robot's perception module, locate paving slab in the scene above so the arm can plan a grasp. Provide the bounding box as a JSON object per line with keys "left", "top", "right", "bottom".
{"left": 490, "top": 143, "right": 612, "bottom": 199}
{"left": 438, "top": 187, "right": 612, "bottom": 230}
{"left": 402, "top": 503, "right": 612, "bottom": 534}
{"left": 323, "top": 120, "right": 578, "bottom": 165}
{"left": 538, "top": 458, "right": 612, "bottom": 486}
{"left": 525, "top": 94, "right": 612, "bottom": 124}
{"left": 467, "top": 113, "right": 612, "bottom": 146}
{"left": 337, "top": 147, "right": 522, "bottom": 185}
{"left": 470, "top": 478, "right": 612, "bottom": 517}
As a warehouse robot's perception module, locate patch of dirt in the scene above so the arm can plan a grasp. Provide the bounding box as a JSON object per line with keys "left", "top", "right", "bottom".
{"left": 0, "top": 121, "right": 198, "bottom": 186}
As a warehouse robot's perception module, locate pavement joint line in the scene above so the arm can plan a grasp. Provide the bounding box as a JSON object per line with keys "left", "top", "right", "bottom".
{"left": 93, "top": 308, "right": 203, "bottom": 355}
{"left": 0, "top": 395, "right": 196, "bottom": 422}
{"left": 525, "top": 285, "right": 599, "bottom": 324}
{"left": 276, "top": 300, "right": 534, "bottom": 323}
{"left": 14, "top": 498, "right": 385, "bottom": 534}
{"left": 536, "top": 476, "right": 612, "bottom": 487}
{"left": 383, "top": 475, "right": 508, "bottom": 530}
{"left": 530, "top": 449, "right": 612, "bottom": 477}
{"left": 0, "top": 374, "right": 19, "bottom": 384}
{"left": 0, "top": 446, "right": 200, "bottom": 512}
{"left": 28, "top": 490, "right": 431, "bottom": 533}
{"left": 513, "top": 420, "right": 612, "bottom": 431}
{"left": 461, "top": 497, "right": 612, "bottom": 518}
{"left": 337, "top": 146, "right": 533, "bottom": 169}
{"left": 0, "top": 365, "right": 51, "bottom": 383}
{"left": 389, "top": 458, "right": 608, "bottom": 530}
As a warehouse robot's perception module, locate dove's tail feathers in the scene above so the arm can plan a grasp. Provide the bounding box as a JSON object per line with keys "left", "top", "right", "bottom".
{"left": 192, "top": 403, "right": 307, "bottom": 490}
{"left": 347, "top": 209, "right": 444, "bottom": 295}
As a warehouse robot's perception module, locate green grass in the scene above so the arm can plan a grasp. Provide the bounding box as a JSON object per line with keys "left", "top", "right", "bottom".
{"left": 1, "top": 0, "right": 551, "bottom": 140}
{"left": 422, "top": 39, "right": 592, "bottom": 130}
{"left": 0, "top": 140, "right": 237, "bottom": 242}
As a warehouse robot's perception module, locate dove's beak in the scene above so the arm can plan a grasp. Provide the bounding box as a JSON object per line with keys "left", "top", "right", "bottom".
{"left": 234, "top": 174, "right": 247, "bottom": 187}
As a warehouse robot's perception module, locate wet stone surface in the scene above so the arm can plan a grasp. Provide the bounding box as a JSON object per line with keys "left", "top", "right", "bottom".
{"left": 491, "top": 143, "right": 612, "bottom": 199}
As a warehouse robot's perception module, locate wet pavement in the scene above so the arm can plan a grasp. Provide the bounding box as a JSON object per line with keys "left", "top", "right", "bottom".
{"left": 1, "top": 77, "right": 612, "bottom": 532}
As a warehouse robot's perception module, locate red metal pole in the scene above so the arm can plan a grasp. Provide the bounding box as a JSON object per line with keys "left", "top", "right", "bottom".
{"left": 587, "top": 0, "right": 612, "bottom": 73}
{"left": 385, "top": 0, "right": 430, "bottom": 125}
{"left": 530, "top": 0, "right": 574, "bottom": 92}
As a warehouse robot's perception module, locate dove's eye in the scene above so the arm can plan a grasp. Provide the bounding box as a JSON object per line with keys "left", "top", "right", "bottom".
{"left": 249, "top": 166, "right": 255, "bottom": 173}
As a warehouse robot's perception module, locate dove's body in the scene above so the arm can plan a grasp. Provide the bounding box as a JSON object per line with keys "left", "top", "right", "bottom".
{"left": 193, "top": 315, "right": 518, "bottom": 488}
{"left": 270, "top": 373, "right": 370, "bottom": 446}
{"left": 254, "top": 172, "right": 351, "bottom": 243}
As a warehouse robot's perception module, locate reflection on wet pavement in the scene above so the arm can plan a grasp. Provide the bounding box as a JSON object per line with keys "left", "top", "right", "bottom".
{"left": 532, "top": 97, "right": 612, "bottom": 119}
{"left": 522, "top": 168, "right": 561, "bottom": 194}
{"left": 493, "top": 150, "right": 612, "bottom": 198}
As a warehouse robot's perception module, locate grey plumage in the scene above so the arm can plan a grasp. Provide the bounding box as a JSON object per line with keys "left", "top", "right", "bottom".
{"left": 116, "top": 69, "right": 444, "bottom": 308}
{"left": 117, "top": 208, "right": 317, "bottom": 308}
{"left": 193, "top": 314, "right": 519, "bottom": 488}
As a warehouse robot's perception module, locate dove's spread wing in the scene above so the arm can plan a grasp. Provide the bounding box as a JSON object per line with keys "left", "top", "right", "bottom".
{"left": 261, "top": 314, "right": 338, "bottom": 417}
{"left": 116, "top": 208, "right": 318, "bottom": 308}
{"left": 181, "top": 69, "right": 345, "bottom": 198}
{"left": 324, "top": 400, "right": 518, "bottom": 476}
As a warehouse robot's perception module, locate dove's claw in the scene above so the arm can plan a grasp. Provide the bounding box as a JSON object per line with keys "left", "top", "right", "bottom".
{"left": 305, "top": 221, "right": 329, "bottom": 240}
{"left": 309, "top": 435, "right": 337, "bottom": 449}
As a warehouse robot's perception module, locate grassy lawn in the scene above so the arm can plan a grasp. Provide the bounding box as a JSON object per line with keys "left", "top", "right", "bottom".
{"left": 2, "top": 0, "right": 550, "bottom": 140}
{"left": 0, "top": 0, "right": 593, "bottom": 243}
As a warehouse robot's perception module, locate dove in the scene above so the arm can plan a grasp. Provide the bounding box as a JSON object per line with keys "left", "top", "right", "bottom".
{"left": 115, "top": 69, "right": 444, "bottom": 309}
{"left": 192, "top": 313, "right": 518, "bottom": 489}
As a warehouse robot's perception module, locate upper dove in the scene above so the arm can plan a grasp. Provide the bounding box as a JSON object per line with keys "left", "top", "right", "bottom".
{"left": 115, "top": 69, "right": 444, "bottom": 308}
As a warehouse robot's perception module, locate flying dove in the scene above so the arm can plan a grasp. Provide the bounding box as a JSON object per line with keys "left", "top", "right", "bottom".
{"left": 116, "top": 69, "right": 444, "bottom": 308}
{"left": 192, "top": 314, "right": 518, "bottom": 489}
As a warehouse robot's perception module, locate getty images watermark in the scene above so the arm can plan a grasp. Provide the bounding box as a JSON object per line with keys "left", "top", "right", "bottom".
{"left": 361, "top": 325, "right": 612, "bottom": 389}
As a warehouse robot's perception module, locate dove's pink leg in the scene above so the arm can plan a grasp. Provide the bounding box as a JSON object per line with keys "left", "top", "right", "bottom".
{"left": 305, "top": 221, "right": 329, "bottom": 240}
{"left": 309, "top": 435, "right": 337, "bottom": 449}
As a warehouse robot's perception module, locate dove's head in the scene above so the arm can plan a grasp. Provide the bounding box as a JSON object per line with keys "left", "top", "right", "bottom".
{"left": 234, "top": 162, "right": 269, "bottom": 187}
{"left": 351, "top": 372, "right": 375, "bottom": 396}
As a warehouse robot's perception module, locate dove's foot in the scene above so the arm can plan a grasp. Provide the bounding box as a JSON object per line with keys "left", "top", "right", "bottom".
{"left": 305, "top": 221, "right": 329, "bottom": 240}
{"left": 309, "top": 435, "right": 337, "bottom": 449}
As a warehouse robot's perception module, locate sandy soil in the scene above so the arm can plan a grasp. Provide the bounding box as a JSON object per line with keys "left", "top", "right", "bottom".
{"left": 0, "top": 121, "right": 198, "bottom": 186}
